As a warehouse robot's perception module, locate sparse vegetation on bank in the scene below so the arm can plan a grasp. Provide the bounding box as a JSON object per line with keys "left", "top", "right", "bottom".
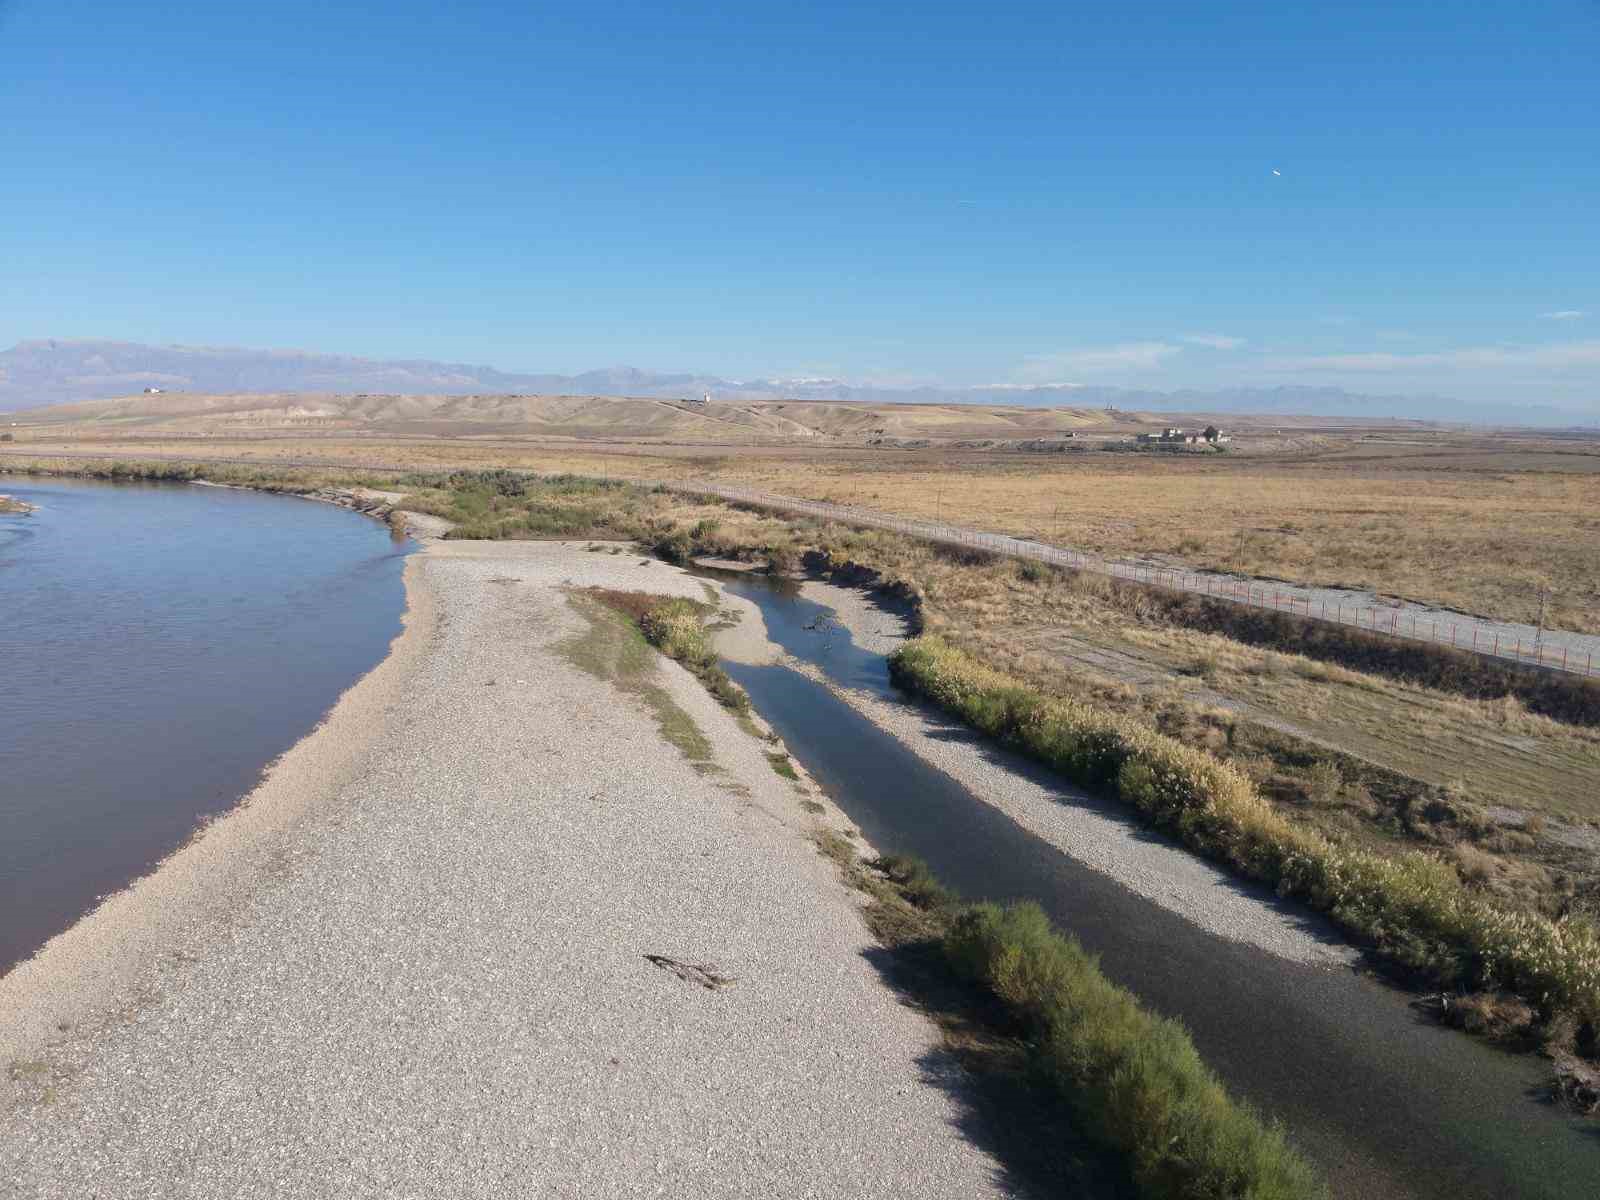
{"left": 586, "top": 590, "right": 751, "bottom": 717}
{"left": 0, "top": 455, "right": 410, "bottom": 502}
{"left": 557, "top": 594, "right": 715, "bottom": 766}
{"left": 396, "top": 469, "right": 649, "bottom": 540}
{"left": 888, "top": 635, "right": 1600, "bottom": 1055}
{"left": 819, "top": 836, "right": 1325, "bottom": 1199}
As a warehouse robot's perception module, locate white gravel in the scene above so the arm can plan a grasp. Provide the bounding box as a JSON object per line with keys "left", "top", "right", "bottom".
{"left": 780, "top": 580, "right": 1357, "bottom": 969}
{"left": 0, "top": 542, "right": 1007, "bottom": 1199}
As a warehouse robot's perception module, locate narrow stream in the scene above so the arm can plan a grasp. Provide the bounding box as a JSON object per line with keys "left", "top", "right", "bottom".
{"left": 703, "top": 568, "right": 1597, "bottom": 1200}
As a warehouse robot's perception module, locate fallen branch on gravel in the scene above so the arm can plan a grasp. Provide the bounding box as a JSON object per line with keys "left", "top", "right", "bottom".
{"left": 643, "top": 954, "right": 735, "bottom": 991}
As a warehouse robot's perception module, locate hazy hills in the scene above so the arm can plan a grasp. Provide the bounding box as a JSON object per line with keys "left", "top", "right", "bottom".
{"left": 10, "top": 386, "right": 1150, "bottom": 445}
{"left": 1, "top": 337, "right": 1581, "bottom": 426}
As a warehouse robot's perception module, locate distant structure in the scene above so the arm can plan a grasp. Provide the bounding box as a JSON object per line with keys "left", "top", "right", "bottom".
{"left": 1135, "top": 426, "right": 1230, "bottom": 447}
{"left": 685, "top": 392, "right": 709, "bottom": 405}
{"left": 143, "top": 386, "right": 163, "bottom": 394}
{"left": 1136, "top": 426, "right": 1187, "bottom": 444}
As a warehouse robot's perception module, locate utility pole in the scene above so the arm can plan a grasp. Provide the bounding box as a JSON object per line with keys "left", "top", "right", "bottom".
{"left": 1535, "top": 585, "right": 1550, "bottom": 660}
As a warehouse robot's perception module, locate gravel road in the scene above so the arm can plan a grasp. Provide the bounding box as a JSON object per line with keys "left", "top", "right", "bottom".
{"left": 0, "top": 543, "right": 1006, "bottom": 1199}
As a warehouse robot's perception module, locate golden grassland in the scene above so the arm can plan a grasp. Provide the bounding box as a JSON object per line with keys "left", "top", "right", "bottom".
{"left": 11, "top": 429, "right": 1599, "bottom": 631}
{"left": 694, "top": 451, "right": 1600, "bottom": 634}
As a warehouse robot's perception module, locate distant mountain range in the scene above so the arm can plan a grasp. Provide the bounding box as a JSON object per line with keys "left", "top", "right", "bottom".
{"left": 1, "top": 338, "right": 1590, "bottom": 426}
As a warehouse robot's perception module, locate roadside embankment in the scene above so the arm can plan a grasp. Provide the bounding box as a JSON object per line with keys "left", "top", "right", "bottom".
{"left": 0, "top": 541, "right": 1006, "bottom": 1199}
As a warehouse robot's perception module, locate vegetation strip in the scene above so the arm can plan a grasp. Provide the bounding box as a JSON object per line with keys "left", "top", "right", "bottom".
{"left": 585, "top": 590, "right": 751, "bottom": 717}
{"left": 824, "top": 842, "right": 1325, "bottom": 1199}
{"left": 888, "top": 635, "right": 1600, "bottom": 1047}
{"left": 556, "top": 595, "right": 718, "bottom": 767}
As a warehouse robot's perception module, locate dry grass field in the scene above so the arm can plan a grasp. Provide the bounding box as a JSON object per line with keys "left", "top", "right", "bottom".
{"left": 11, "top": 418, "right": 1599, "bottom": 631}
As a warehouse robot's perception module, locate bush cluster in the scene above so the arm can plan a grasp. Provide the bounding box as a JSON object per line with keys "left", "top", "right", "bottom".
{"left": 890, "top": 636, "right": 1600, "bottom": 1031}
{"left": 637, "top": 598, "right": 749, "bottom": 713}
{"left": 945, "top": 902, "right": 1325, "bottom": 1199}
{"left": 394, "top": 470, "right": 647, "bottom": 542}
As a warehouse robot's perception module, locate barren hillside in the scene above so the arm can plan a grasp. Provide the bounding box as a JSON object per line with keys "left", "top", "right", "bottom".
{"left": 9, "top": 390, "right": 1165, "bottom": 445}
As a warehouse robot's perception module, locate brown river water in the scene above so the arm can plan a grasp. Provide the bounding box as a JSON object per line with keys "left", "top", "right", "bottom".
{"left": 0, "top": 475, "right": 410, "bottom": 974}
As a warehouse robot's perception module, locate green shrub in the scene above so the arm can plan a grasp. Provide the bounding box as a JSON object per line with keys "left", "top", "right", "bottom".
{"left": 637, "top": 598, "right": 749, "bottom": 714}
{"left": 652, "top": 528, "right": 695, "bottom": 564}
{"left": 945, "top": 902, "right": 1324, "bottom": 1199}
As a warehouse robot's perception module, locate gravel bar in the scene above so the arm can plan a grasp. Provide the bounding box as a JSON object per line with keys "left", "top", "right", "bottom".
{"left": 0, "top": 542, "right": 1006, "bottom": 1199}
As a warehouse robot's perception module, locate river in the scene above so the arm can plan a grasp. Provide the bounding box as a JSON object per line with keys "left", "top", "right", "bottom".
{"left": 704, "top": 567, "right": 1599, "bottom": 1200}
{"left": 0, "top": 475, "right": 410, "bottom": 974}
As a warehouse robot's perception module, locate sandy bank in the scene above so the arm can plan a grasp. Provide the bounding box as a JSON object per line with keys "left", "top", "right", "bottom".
{"left": 1, "top": 542, "right": 1004, "bottom": 1198}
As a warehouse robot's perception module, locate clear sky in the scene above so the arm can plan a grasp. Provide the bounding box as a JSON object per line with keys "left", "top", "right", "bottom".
{"left": 2, "top": 1, "right": 1596, "bottom": 408}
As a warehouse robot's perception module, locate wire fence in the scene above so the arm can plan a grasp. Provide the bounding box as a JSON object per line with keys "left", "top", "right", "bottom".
{"left": 660, "top": 478, "right": 1600, "bottom": 681}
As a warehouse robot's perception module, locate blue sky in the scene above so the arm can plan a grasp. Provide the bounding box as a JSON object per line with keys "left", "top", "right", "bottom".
{"left": 2, "top": 1, "right": 1596, "bottom": 408}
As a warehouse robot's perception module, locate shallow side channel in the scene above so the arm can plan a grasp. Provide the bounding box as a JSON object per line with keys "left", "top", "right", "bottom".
{"left": 711, "top": 571, "right": 1597, "bottom": 1200}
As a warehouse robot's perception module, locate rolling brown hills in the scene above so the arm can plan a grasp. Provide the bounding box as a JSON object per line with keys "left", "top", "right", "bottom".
{"left": 9, "top": 390, "right": 1163, "bottom": 445}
